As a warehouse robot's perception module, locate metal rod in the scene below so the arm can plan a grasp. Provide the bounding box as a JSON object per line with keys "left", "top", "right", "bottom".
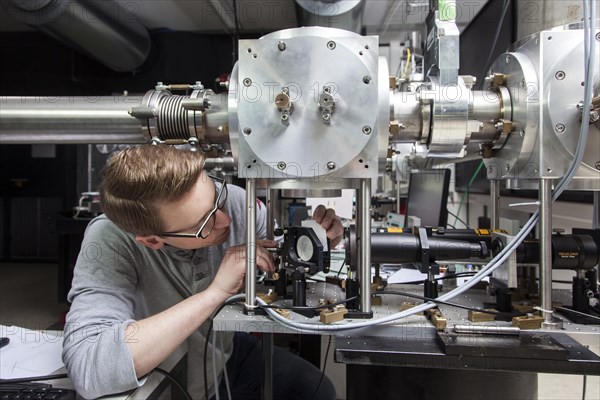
{"left": 491, "top": 180, "right": 500, "bottom": 230}
{"left": 593, "top": 191, "right": 599, "bottom": 230}
{"left": 539, "top": 178, "right": 558, "bottom": 329}
{"left": 396, "top": 181, "right": 401, "bottom": 214}
{"left": 359, "top": 179, "right": 372, "bottom": 313}
{"left": 266, "top": 188, "right": 280, "bottom": 240}
{"left": 453, "top": 324, "right": 520, "bottom": 335}
{"left": 87, "top": 144, "right": 93, "bottom": 193}
{"left": 245, "top": 179, "right": 257, "bottom": 313}
{"left": 0, "top": 96, "right": 146, "bottom": 144}
{"left": 262, "top": 188, "right": 276, "bottom": 400}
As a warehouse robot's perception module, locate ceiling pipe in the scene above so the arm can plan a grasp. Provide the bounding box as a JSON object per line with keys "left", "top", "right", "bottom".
{"left": 2, "top": 0, "right": 151, "bottom": 72}
{"left": 294, "top": 0, "right": 365, "bottom": 34}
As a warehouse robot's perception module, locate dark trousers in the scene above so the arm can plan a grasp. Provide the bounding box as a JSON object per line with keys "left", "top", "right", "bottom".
{"left": 212, "top": 332, "right": 336, "bottom": 400}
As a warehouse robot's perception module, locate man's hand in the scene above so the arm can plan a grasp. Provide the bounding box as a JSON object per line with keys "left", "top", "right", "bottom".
{"left": 210, "top": 240, "right": 277, "bottom": 299}
{"left": 312, "top": 205, "right": 344, "bottom": 248}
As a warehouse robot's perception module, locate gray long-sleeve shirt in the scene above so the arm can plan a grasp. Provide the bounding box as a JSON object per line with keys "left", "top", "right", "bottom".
{"left": 62, "top": 184, "right": 267, "bottom": 399}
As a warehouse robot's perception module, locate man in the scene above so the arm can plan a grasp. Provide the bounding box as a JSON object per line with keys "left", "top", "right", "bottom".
{"left": 62, "top": 145, "right": 341, "bottom": 399}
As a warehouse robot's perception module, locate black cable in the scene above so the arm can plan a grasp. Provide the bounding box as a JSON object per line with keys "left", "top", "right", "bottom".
{"left": 310, "top": 336, "right": 332, "bottom": 400}
{"left": 336, "top": 259, "right": 346, "bottom": 277}
{"left": 555, "top": 307, "right": 600, "bottom": 322}
{"left": 478, "top": 0, "right": 512, "bottom": 89}
{"left": 258, "top": 296, "right": 358, "bottom": 311}
{"left": 395, "top": 271, "right": 478, "bottom": 285}
{"left": 152, "top": 368, "right": 193, "bottom": 400}
{"left": 446, "top": 210, "right": 471, "bottom": 229}
{"left": 204, "top": 299, "right": 243, "bottom": 400}
{"left": 582, "top": 375, "right": 587, "bottom": 400}
{"left": 0, "top": 374, "right": 68, "bottom": 384}
{"left": 534, "top": 278, "right": 585, "bottom": 285}
{"left": 376, "top": 290, "right": 525, "bottom": 317}
{"left": 231, "top": 0, "right": 240, "bottom": 67}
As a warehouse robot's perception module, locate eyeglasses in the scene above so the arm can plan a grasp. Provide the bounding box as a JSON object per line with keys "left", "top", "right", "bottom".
{"left": 158, "top": 175, "right": 228, "bottom": 239}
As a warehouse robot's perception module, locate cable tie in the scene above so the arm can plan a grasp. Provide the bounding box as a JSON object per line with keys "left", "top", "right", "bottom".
{"left": 509, "top": 201, "right": 540, "bottom": 207}
{"left": 533, "top": 306, "right": 554, "bottom": 314}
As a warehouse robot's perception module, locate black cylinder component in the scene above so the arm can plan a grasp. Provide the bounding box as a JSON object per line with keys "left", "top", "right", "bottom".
{"left": 431, "top": 228, "right": 496, "bottom": 247}
{"left": 495, "top": 288, "right": 514, "bottom": 313}
{"left": 586, "top": 269, "right": 598, "bottom": 294}
{"left": 512, "top": 234, "right": 599, "bottom": 270}
{"left": 370, "top": 233, "right": 488, "bottom": 264}
{"left": 424, "top": 279, "right": 438, "bottom": 299}
{"left": 552, "top": 235, "right": 599, "bottom": 270}
{"left": 572, "top": 277, "right": 590, "bottom": 312}
{"left": 346, "top": 278, "right": 360, "bottom": 310}
{"left": 274, "top": 268, "right": 287, "bottom": 298}
{"left": 292, "top": 268, "right": 306, "bottom": 307}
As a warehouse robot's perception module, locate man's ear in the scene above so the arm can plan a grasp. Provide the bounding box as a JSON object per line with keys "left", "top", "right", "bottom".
{"left": 135, "top": 235, "right": 165, "bottom": 250}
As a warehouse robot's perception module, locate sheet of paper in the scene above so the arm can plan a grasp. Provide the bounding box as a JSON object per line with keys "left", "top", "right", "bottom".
{"left": 306, "top": 189, "right": 354, "bottom": 219}
{"left": 387, "top": 267, "right": 489, "bottom": 285}
{"left": 0, "top": 325, "right": 65, "bottom": 379}
{"left": 387, "top": 267, "right": 439, "bottom": 284}
{"left": 301, "top": 219, "right": 329, "bottom": 251}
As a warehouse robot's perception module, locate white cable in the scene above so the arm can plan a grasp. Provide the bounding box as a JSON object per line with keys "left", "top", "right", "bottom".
{"left": 533, "top": 306, "right": 554, "bottom": 315}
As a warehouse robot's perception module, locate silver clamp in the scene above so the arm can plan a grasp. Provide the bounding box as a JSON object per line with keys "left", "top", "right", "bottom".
{"left": 318, "top": 86, "right": 335, "bottom": 124}
{"left": 275, "top": 87, "right": 293, "bottom": 124}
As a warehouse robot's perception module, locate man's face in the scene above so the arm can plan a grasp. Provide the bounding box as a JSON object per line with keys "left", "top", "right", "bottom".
{"left": 152, "top": 172, "right": 232, "bottom": 250}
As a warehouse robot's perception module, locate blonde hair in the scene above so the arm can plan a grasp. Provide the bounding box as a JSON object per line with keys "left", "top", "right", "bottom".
{"left": 99, "top": 145, "right": 206, "bottom": 234}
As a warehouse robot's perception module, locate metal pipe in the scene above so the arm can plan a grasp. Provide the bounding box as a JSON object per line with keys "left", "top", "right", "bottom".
{"left": 491, "top": 180, "right": 500, "bottom": 230}
{"left": 390, "top": 88, "right": 505, "bottom": 146}
{"left": 390, "top": 91, "right": 422, "bottom": 143}
{"left": 396, "top": 181, "right": 401, "bottom": 214}
{"left": 294, "top": 0, "right": 365, "bottom": 34}
{"left": 471, "top": 90, "right": 503, "bottom": 121}
{"left": 358, "top": 178, "right": 372, "bottom": 313}
{"left": 453, "top": 324, "right": 520, "bottom": 335}
{"left": 245, "top": 179, "right": 257, "bottom": 314}
{"left": 266, "top": 188, "right": 278, "bottom": 240}
{"left": 204, "top": 156, "right": 236, "bottom": 173}
{"left": 0, "top": 93, "right": 230, "bottom": 145}
{"left": 0, "top": 96, "right": 146, "bottom": 144}
{"left": 539, "top": 178, "right": 559, "bottom": 329}
{"left": 3, "top": 0, "right": 150, "bottom": 72}
{"left": 594, "top": 191, "right": 599, "bottom": 230}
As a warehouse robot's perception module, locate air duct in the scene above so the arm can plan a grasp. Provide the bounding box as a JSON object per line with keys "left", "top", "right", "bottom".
{"left": 294, "top": 0, "right": 365, "bottom": 34}
{"left": 2, "top": 0, "right": 151, "bottom": 72}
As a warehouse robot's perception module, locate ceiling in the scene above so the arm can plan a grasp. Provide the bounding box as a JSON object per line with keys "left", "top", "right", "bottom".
{"left": 1, "top": 0, "right": 489, "bottom": 42}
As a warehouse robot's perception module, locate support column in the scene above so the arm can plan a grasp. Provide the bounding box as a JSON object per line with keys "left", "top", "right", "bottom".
{"left": 262, "top": 188, "right": 276, "bottom": 400}
{"left": 266, "top": 188, "right": 279, "bottom": 240}
{"left": 490, "top": 180, "right": 500, "bottom": 230}
{"left": 593, "top": 191, "right": 599, "bottom": 230}
{"left": 359, "top": 179, "right": 372, "bottom": 314}
{"left": 245, "top": 179, "right": 257, "bottom": 314}
{"left": 539, "top": 178, "right": 560, "bottom": 329}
